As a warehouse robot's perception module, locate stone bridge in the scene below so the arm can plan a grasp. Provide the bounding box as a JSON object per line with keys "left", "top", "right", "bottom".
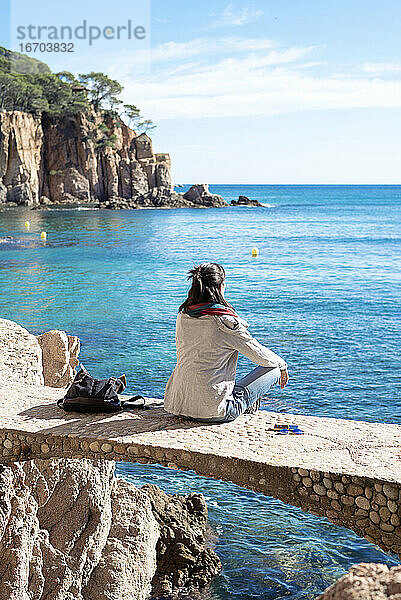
{"left": 0, "top": 384, "right": 400, "bottom": 559}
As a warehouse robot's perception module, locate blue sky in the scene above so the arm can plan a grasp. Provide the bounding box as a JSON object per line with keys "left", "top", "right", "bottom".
{"left": 1, "top": 0, "right": 401, "bottom": 183}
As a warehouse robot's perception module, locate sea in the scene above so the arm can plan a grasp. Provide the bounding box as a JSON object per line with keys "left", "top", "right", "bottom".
{"left": 0, "top": 185, "right": 400, "bottom": 599}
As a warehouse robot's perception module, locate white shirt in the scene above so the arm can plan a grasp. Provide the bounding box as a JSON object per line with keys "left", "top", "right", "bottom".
{"left": 164, "top": 312, "right": 287, "bottom": 420}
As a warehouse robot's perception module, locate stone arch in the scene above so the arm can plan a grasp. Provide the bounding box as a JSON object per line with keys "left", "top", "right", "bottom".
{"left": 0, "top": 417, "right": 400, "bottom": 559}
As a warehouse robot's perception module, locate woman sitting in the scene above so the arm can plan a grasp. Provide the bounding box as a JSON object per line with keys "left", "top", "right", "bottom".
{"left": 164, "top": 263, "right": 289, "bottom": 422}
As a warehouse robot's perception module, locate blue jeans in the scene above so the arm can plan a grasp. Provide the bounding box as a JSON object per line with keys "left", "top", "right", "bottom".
{"left": 225, "top": 365, "right": 281, "bottom": 422}
{"left": 193, "top": 365, "right": 281, "bottom": 423}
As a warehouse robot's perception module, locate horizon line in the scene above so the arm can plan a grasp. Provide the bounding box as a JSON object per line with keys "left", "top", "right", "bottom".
{"left": 175, "top": 183, "right": 401, "bottom": 186}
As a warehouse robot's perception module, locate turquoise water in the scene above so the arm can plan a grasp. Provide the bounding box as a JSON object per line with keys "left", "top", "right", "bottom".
{"left": 0, "top": 185, "right": 400, "bottom": 598}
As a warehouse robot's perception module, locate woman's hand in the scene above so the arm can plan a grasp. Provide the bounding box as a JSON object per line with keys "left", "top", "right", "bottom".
{"left": 279, "top": 368, "right": 289, "bottom": 389}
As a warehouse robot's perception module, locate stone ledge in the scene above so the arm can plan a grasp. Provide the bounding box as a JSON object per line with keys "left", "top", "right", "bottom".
{"left": 0, "top": 387, "right": 400, "bottom": 557}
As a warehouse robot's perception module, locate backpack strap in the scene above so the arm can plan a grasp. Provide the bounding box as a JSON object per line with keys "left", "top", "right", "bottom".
{"left": 121, "top": 395, "right": 147, "bottom": 410}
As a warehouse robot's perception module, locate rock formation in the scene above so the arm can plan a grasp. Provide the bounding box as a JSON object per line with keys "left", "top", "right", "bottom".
{"left": 0, "top": 318, "right": 43, "bottom": 386}
{"left": 183, "top": 183, "right": 227, "bottom": 207}
{"left": 231, "top": 195, "right": 263, "bottom": 207}
{"left": 0, "top": 111, "right": 227, "bottom": 209}
{"left": 0, "top": 319, "right": 79, "bottom": 389}
{"left": 318, "top": 563, "right": 401, "bottom": 599}
{"left": 0, "top": 112, "right": 43, "bottom": 206}
{"left": 0, "top": 458, "right": 221, "bottom": 600}
{"left": 144, "top": 483, "right": 221, "bottom": 596}
{"left": 36, "top": 330, "right": 80, "bottom": 388}
{"left": 0, "top": 110, "right": 171, "bottom": 208}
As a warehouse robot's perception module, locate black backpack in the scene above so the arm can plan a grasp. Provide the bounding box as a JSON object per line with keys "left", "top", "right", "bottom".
{"left": 57, "top": 366, "right": 146, "bottom": 413}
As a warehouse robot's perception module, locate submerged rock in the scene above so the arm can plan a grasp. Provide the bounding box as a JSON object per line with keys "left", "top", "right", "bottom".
{"left": 317, "top": 563, "right": 401, "bottom": 599}
{"left": 230, "top": 195, "right": 263, "bottom": 207}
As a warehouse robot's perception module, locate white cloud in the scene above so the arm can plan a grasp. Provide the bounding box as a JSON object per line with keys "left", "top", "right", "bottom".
{"left": 106, "top": 37, "right": 276, "bottom": 71}
{"left": 213, "top": 4, "right": 263, "bottom": 27}
{"left": 362, "top": 62, "right": 401, "bottom": 73}
{"left": 108, "top": 37, "right": 401, "bottom": 121}
{"left": 150, "top": 36, "right": 276, "bottom": 62}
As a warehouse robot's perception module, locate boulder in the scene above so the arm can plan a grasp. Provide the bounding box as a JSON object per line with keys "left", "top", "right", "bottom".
{"left": 231, "top": 195, "right": 263, "bottom": 207}
{"left": 317, "top": 563, "right": 401, "bottom": 599}
{"left": 183, "top": 184, "right": 227, "bottom": 207}
{"left": 36, "top": 330, "right": 80, "bottom": 387}
{"left": 0, "top": 318, "right": 43, "bottom": 386}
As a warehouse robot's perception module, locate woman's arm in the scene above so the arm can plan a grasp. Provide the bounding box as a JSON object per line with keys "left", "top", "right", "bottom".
{"left": 215, "top": 315, "right": 287, "bottom": 371}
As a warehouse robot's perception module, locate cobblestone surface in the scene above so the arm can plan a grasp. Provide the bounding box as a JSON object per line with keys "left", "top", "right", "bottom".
{"left": 0, "top": 384, "right": 400, "bottom": 557}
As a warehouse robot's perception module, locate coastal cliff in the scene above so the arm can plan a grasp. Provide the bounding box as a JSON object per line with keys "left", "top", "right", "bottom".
{"left": 0, "top": 110, "right": 168, "bottom": 208}
{"left": 0, "top": 110, "right": 226, "bottom": 209}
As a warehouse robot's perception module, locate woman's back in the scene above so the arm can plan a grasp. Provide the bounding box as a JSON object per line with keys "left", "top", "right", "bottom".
{"left": 164, "top": 311, "right": 240, "bottom": 420}
{"left": 164, "top": 263, "right": 288, "bottom": 422}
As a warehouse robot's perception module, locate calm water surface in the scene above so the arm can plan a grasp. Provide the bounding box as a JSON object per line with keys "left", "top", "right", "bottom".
{"left": 0, "top": 185, "right": 400, "bottom": 598}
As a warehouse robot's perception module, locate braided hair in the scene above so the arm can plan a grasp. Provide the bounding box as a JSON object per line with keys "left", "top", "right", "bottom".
{"left": 179, "top": 263, "right": 234, "bottom": 314}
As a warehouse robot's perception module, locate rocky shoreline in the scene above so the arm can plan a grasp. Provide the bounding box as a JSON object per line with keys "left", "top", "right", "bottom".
{"left": 0, "top": 318, "right": 221, "bottom": 599}
{"left": 230, "top": 195, "right": 263, "bottom": 207}
{"left": 0, "top": 110, "right": 267, "bottom": 211}
{"left": 0, "top": 459, "right": 221, "bottom": 600}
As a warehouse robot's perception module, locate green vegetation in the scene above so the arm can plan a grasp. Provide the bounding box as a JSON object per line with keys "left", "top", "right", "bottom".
{"left": 78, "top": 72, "right": 122, "bottom": 112}
{"left": 95, "top": 133, "right": 117, "bottom": 149}
{"left": 0, "top": 47, "right": 156, "bottom": 134}
{"left": 122, "top": 104, "right": 156, "bottom": 134}
{"left": 0, "top": 48, "right": 89, "bottom": 115}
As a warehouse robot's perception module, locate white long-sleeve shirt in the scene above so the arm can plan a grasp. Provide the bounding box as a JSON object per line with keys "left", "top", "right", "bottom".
{"left": 164, "top": 312, "right": 286, "bottom": 420}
